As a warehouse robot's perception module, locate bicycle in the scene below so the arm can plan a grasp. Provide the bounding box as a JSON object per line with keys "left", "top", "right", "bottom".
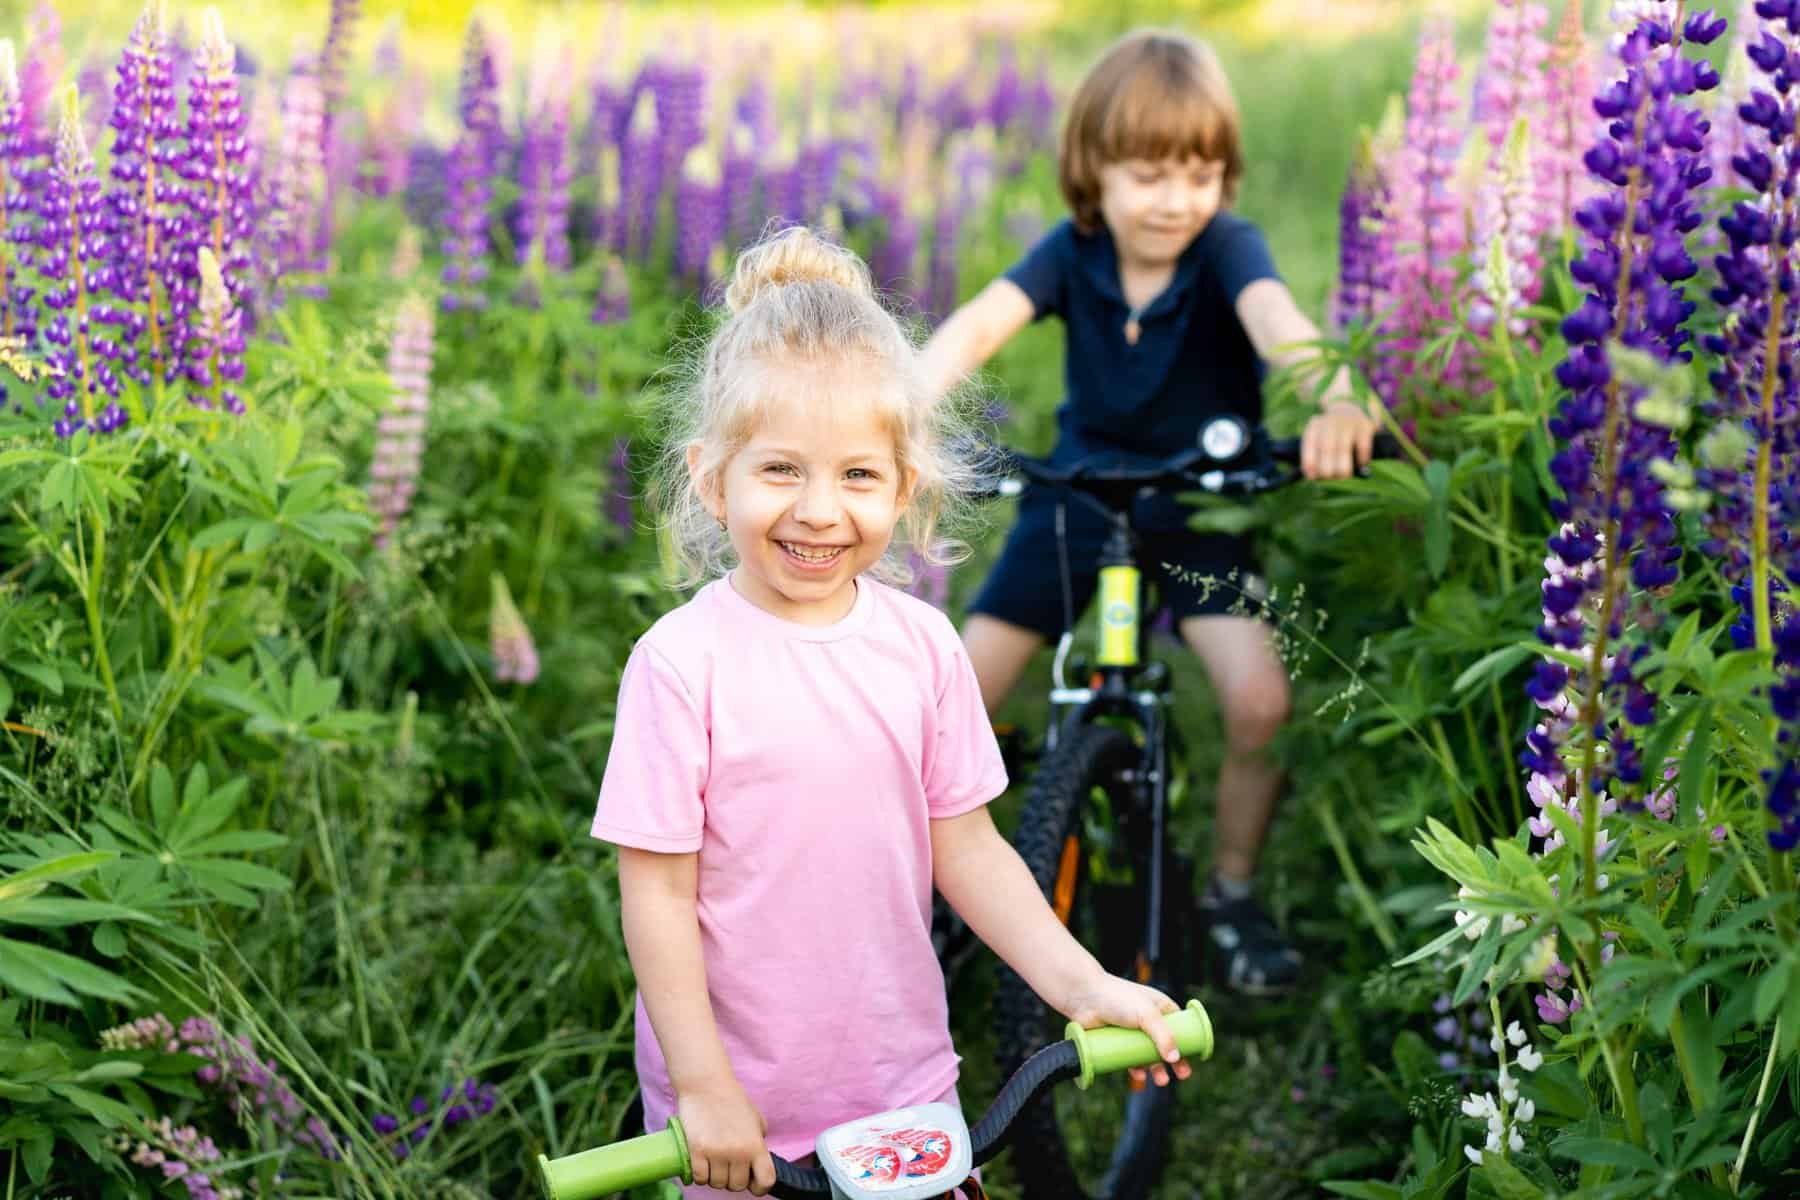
{"left": 954, "top": 415, "right": 1397, "bottom": 1200}
{"left": 536, "top": 999, "right": 1214, "bottom": 1200}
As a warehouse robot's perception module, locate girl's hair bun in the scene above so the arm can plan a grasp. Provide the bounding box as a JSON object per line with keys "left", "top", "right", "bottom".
{"left": 723, "top": 224, "right": 876, "bottom": 314}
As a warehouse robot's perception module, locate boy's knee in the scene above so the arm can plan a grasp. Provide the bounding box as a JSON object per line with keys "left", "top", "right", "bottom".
{"left": 1221, "top": 671, "right": 1291, "bottom": 752}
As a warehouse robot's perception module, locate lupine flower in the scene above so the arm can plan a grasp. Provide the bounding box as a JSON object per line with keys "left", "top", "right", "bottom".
{"left": 1335, "top": 130, "right": 1388, "bottom": 334}
{"left": 516, "top": 50, "right": 573, "bottom": 271}
{"left": 674, "top": 147, "right": 724, "bottom": 285}
{"left": 650, "top": 57, "right": 707, "bottom": 167}
{"left": 1474, "top": 0, "right": 1552, "bottom": 150}
{"left": 369, "top": 293, "right": 433, "bottom": 548}
{"left": 590, "top": 253, "right": 630, "bottom": 324}
{"left": 108, "top": 1117, "right": 236, "bottom": 1200}
{"left": 41, "top": 86, "right": 128, "bottom": 436}
{"left": 606, "top": 436, "right": 634, "bottom": 532}
{"left": 906, "top": 551, "right": 949, "bottom": 610}
{"left": 183, "top": 246, "right": 244, "bottom": 412}
{"left": 799, "top": 106, "right": 841, "bottom": 223}
{"left": 1471, "top": 0, "right": 1555, "bottom": 324}
{"left": 103, "top": 0, "right": 178, "bottom": 386}
{"left": 1370, "top": 17, "right": 1468, "bottom": 412}
{"left": 317, "top": 0, "right": 359, "bottom": 157}
{"left": 490, "top": 572, "right": 540, "bottom": 685}
{"left": 1469, "top": 118, "right": 1540, "bottom": 337}
{"left": 371, "top": 1077, "right": 499, "bottom": 1161}
{"left": 18, "top": 2, "right": 62, "bottom": 156}
{"left": 1537, "top": 8, "right": 1719, "bottom": 841}
{"left": 1705, "top": 1, "right": 1760, "bottom": 209}
{"left": 266, "top": 55, "right": 326, "bottom": 283}
{"left": 440, "top": 20, "right": 501, "bottom": 312}
{"left": 1700, "top": 0, "right": 1800, "bottom": 852}
{"left": 170, "top": 8, "right": 254, "bottom": 368}
{"left": 616, "top": 88, "right": 661, "bottom": 259}
{"left": 0, "top": 41, "right": 40, "bottom": 357}
{"left": 1460, "top": 1012, "right": 1545, "bottom": 1164}
{"left": 721, "top": 120, "right": 758, "bottom": 253}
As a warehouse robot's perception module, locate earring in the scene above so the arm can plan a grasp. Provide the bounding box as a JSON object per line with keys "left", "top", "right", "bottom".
{"left": 716, "top": 516, "right": 727, "bottom": 532}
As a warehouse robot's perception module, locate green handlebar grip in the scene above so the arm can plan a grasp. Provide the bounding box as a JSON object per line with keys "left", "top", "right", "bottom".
{"left": 538, "top": 1118, "right": 691, "bottom": 1200}
{"left": 1064, "top": 998, "right": 1214, "bottom": 1089}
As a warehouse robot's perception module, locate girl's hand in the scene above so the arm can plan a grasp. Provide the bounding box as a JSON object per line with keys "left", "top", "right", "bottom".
{"left": 1061, "top": 974, "right": 1194, "bottom": 1088}
{"left": 1300, "top": 399, "right": 1378, "bottom": 481}
{"left": 677, "top": 1080, "right": 777, "bottom": 1194}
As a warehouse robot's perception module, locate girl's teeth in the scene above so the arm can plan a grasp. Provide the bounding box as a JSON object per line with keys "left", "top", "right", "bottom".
{"left": 784, "top": 543, "right": 841, "bottom": 562}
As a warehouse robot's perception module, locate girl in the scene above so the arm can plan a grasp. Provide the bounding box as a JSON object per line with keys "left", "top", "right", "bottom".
{"left": 920, "top": 29, "right": 1380, "bottom": 998}
{"left": 591, "top": 226, "right": 1190, "bottom": 1197}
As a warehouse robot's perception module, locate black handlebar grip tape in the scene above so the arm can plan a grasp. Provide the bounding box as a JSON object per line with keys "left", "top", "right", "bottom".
{"left": 769, "top": 1156, "right": 832, "bottom": 1197}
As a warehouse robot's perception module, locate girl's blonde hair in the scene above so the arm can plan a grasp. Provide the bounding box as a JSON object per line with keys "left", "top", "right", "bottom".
{"left": 654, "top": 225, "right": 979, "bottom": 588}
{"left": 1059, "top": 29, "right": 1245, "bottom": 234}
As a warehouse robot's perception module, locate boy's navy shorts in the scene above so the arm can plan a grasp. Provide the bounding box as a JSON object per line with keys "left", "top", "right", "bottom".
{"left": 967, "top": 489, "right": 1266, "bottom": 639}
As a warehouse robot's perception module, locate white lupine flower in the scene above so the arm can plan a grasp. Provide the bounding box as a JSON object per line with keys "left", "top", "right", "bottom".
{"left": 1490, "top": 1032, "right": 1505, "bottom": 1053}
{"left": 1515, "top": 1098, "right": 1536, "bottom": 1123}
{"left": 1462, "top": 1094, "right": 1491, "bottom": 1119}
{"left": 1509, "top": 1128, "right": 1525, "bottom": 1152}
{"left": 1502, "top": 913, "right": 1528, "bottom": 935}
{"left": 1517, "top": 1044, "right": 1544, "bottom": 1072}
{"left": 1465, "top": 1145, "right": 1484, "bottom": 1165}
{"left": 1500, "top": 1068, "right": 1519, "bottom": 1104}
{"left": 1506, "top": 1021, "right": 1527, "bottom": 1046}
{"left": 1486, "top": 1130, "right": 1503, "bottom": 1153}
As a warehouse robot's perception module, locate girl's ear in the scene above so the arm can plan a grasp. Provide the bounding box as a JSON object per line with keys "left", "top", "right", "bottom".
{"left": 896, "top": 463, "right": 920, "bottom": 512}
{"left": 686, "top": 441, "right": 725, "bottom": 522}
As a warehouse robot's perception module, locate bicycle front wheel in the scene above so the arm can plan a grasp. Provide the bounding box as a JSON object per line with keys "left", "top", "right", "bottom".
{"left": 992, "top": 721, "right": 1177, "bottom": 1200}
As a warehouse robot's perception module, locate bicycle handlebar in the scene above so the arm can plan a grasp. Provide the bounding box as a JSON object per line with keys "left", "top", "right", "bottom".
{"left": 536, "top": 999, "right": 1215, "bottom": 1200}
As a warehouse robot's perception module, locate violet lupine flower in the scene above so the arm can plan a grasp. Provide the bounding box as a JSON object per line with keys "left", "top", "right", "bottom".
{"left": 616, "top": 89, "right": 662, "bottom": 259}
{"left": 1705, "top": 1, "right": 1760, "bottom": 207}
{"left": 109, "top": 1116, "right": 231, "bottom": 1200}
{"left": 316, "top": 0, "right": 359, "bottom": 158}
{"left": 372, "top": 1078, "right": 499, "bottom": 1161}
{"left": 17, "top": 3, "right": 61, "bottom": 156}
{"left": 103, "top": 0, "right": 180, "bottom": 386}
{"left": 1698, "top": 0, "right": 1800, "bottom": 852}
{"left": 799, "top": 107, "right": 842, "bottom": 223}
{"left": 868, "top": 184, "right": 921, "bottom": 302}
{"left": 490, "top": 572, "right": 540, "bottom": 685}
{"left": 1534, "top": 9, "right": 1720, "bottom": 873}
{"left": 650, "top": 58, "right": 707, "bottom": 168}
{"left": 1335, "top": 134, "right": 1388, "bottom": 334}
{"left": 590, "top": 255, "right": 630, "bottom": 324}
{"left": 170, "top": 9, "right": 254, "bottom": 369}
{"left": 1543, "top": 0, "right": 1602, "bottom": 236}
{"left": 606, "top": 436, "right": 634, "bottom": 531}
{"left": 906, "top": 551, "right": 950, "bottom": 610}
{"left": 266, "top": 56, "right": 325, "bottom": 284}
{"left": 722, "top": 120, "right": 758, "bottom": 253}
{"left": 0, "top": 41, "right": 39, "bottom": 355}
{"left": 674, "top": 148, "right": 725, "bottom": 285}
{"left": 440, "top": 19, "right": 501, "bottom": 312}
{"left": 1470, "top": 0, "right": 1553, "bottom": 321}
{"left": 1026, "top": 52, "right": 1057, "bottom": 150}
{"left": 988, "top": 43, "right": 1024, "bottom": 134}
{"left": 41, "top": 87, "right": 128, "bottom": 437}
{"left": 174, "top": 1015, "right": 340, "bottom": 1161}
{"left": 516, "top": 59, "right": 573, "bottom": 270}
{"left": 1369, "top": 18, "right": 1467, "bottom": 412}
{"left": 183, "top": 247, "right": 244, "bottom": 413}
{"left": 1475, "top": 0, "right": 1552, "bottom": 147}
{"left": 369, "top": 293, "right": 433, "bottom": 548}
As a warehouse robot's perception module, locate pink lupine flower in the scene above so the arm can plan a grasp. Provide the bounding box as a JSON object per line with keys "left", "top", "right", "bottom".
{"left": 489, "top": 572, "right": 540, "bottom": 685}
{"left": 1540, "top": 0, "right": 1599, "bottom": 233}
{"left": 1370, "top": 17, "right": 1468, "bottom": 411}
{"left": 368, "top": 294, "right": 434, "bottom": 548}
{"left": 1473, "top": 0, "right": 1551, "bottom": 152}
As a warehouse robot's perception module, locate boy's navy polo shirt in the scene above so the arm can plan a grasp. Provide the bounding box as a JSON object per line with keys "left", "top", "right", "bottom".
{"left": 1003, "top": 213, "right": 1280, "bottom": 467}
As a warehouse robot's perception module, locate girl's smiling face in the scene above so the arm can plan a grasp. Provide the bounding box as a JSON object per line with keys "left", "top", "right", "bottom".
{"left": 1097, "top": 153, "right": 1225, "bottom": 269}
{"left": 691, "top": 362, "right": 911, "bottom": 626}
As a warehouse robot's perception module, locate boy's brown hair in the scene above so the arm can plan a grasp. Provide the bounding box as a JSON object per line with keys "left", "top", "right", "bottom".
{"left": 1057, "top": 30, "right": 1245, "bottom": 234}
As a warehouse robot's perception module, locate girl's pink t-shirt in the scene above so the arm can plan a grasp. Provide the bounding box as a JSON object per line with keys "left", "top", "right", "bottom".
{"left": 591, "top": 574, "right": 1008, "bottom": 1160}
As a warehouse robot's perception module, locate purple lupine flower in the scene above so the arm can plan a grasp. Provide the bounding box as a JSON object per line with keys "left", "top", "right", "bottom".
{"left": 906, "top": 551, "right": 950, "bottom": 610}
{"left": 516, "top": 56, "right": 573, "bottom": 271}
{"left": 798, "top": 108, "right": 841, "bottom": 224}
{"left": 988, "top": 43, "right": 1024, "bottom": 133}
{"left": 1698, "top": 0, "right": 1800, "bottom": 852}
{"left": 17, "top": 3, "right": 62, "bottom": 157}
{"left": 0, "top": 41, "right": 40, "bottom": 357}
{"left": 1335, "top": 134, "right": 1388, "bottom": 333}
{"left": 266, "top": 54, "right": 326, "bottom": 285}
{"left": 171, "top": 1017, "right": 340, "bottom": 1161}
{"left": 721, "top": 120, "right": 758, "bottom": 253}
{"left": 650, "top": 57, "right": 707, "bottom": 167}
{"left": 616, "top": 88, "right": 662, "bottom": 259}
{"left": 1470, "top": 0, "right": 1552, "bottom": 322}
{"left": 41, "top": 87, "right": 128, "bottom": 437}
{"left": 182, "top": 246, "right": 244, "bottom": 413}
{"left": 1705, "top": 1, "right": 1759, "bottom": 209}
{"left": 440, "top": 18, "right": 501, "bottom": 312}
{"left": 1535, "top": 7, "right": 1720, "bottom": 882}
{"left": 104, "top": 0, "right": 180, "bottom": 387}
{"left": 867, "top": 182, "right": 920, "bottom": 302}
{"left": 317, "top": 0, "right": 359, "bottom": 157}
{"left": 590, "top": 254, "right": 630, "bottom": 325}
{"left": 674, "top": 147, "right": 724, "bottom": 285}
{"left": 169, "top": 8, "right": 253, "bottom": 374}
{"left": 490, "top": 572, "right": 540, "bottom": 685}
{"left": 369, "top": 293, "right": 433, "bottom": 548}
{"left": 606, "top": 435, "right": 634, "bottom": 531}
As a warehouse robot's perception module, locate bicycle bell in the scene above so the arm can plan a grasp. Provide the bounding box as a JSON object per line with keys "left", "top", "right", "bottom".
{"left": 1198, "top": 415, "right": 1249, "bottom": 463}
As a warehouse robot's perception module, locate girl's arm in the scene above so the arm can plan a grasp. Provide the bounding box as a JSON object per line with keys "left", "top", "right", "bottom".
{"left": 618, "top": 847, "right": 776, "bottom": 1195}
{"left": 918, "top": 278, "right": 1037, "bottom": 402}
{"left": 1235, "top": 277, "right": 1378, "bottom": 481}
{"left": 930, "top": 807, "right": 1191, "bottom": 1086}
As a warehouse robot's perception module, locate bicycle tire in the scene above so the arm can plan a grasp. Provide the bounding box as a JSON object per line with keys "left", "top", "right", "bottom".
{"left": 992, "top": 721, "right": 1177, "bottom": 1200}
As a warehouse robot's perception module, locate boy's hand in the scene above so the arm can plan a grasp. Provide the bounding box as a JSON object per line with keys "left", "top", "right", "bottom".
{"left": 1061, "top": 974, "right": 1194, "bottom": 1088}
{"left": 677, "top": 1080, "right": 776, "bottom": 1193}
{"left": 1300, "top": 400, "right": 1379, "bottom": 481}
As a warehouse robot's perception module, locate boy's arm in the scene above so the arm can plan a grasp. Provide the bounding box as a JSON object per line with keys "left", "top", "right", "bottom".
{"left": 918, "top": 278, "right": 1037, "bottom": 403}
{"left": 931, "top": 807, "right": 1189, "bottom": 1083}
{"left": 1236, "top": 278, "right": 1377, "bottom": 480}
{"left": 618, "top": 847, "right": 775, "bottom": 1193}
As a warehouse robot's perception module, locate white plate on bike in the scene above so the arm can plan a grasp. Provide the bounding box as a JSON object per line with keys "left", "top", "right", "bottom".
{"left": 815, "top": 1101, "right": 971, "bottom": 1200}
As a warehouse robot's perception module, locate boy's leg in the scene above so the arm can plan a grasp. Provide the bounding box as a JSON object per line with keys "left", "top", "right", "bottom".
{"left": 961, "top": 615, "right": 1045, "bottom": 716}
{"left": 1177, "top": 613, "right": 1302, "bottom": 996}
